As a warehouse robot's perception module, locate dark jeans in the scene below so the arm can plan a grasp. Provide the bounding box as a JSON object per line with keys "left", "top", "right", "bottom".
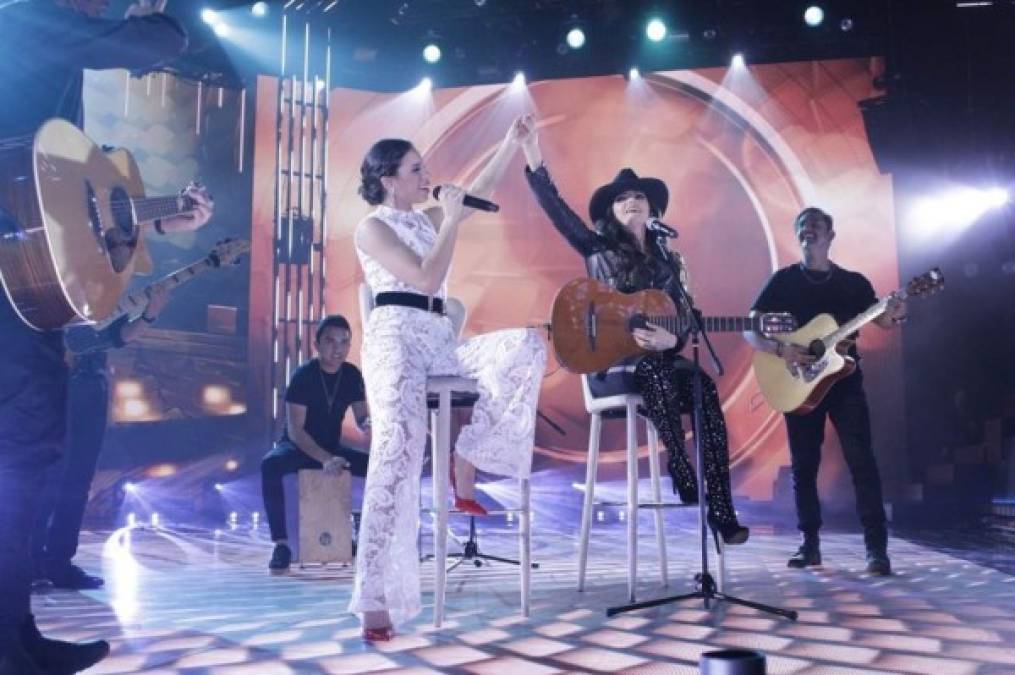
{"left": 260, "top": 441, "right": 369, "bottom": 542}
{"left": 0, "top": 297, "right": 67, "bottom": 647}
{"left": 32, "top": 370, "right": 109, "bottom": 568}
{"left": 785, "top": 371, "right": 887, "bottom": 545}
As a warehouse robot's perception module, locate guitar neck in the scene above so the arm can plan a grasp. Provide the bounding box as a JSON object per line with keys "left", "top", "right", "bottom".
{"left": 649, "top": 315, "right": 765, "bottom": 334}
{"left": 825, "top": 288, "right": 909, "bottom": 346}
{"left": 96, "top": 257, "right": 214, "bottom": 328}
{"left": 129, "top": 195, "right": 196, "bottom": 224}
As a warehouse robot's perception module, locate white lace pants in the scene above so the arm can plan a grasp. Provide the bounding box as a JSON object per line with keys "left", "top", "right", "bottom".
{"left": 348, "top": 305, "right": 546, "bottom": 625}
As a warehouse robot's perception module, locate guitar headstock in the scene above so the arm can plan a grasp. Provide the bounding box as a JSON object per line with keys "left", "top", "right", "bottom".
{"left": 208, "top": 238, "right": 251, "bottom": 267}
{"left": 905, "top": 267, "right": 945, "bottom": 298}
{"left": 759, "top": 312, "right": 798, "bottom": 335}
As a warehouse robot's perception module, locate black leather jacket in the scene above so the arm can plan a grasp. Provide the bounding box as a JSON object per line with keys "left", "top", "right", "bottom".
{"left": 525, "top": 164, "right": 695, "bottom": 350}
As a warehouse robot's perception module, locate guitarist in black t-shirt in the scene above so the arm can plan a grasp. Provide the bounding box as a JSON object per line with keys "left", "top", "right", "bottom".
{"left": 745, "top": 207, "right": 906, "bottom": 576}
{"left": 260, "top": 315, "right": 371, "bottom": 571}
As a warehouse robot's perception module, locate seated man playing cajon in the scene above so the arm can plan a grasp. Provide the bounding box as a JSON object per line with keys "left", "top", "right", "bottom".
{"left": 261, "top": 315, "right": 370, "bottom": 570}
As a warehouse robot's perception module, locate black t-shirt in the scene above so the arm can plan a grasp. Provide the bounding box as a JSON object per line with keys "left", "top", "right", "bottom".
{"left": 751, "top": 263, "right": 877, "bottom": 361}
{"left": 280, "top": 359, "right": 366, "bottom": 454}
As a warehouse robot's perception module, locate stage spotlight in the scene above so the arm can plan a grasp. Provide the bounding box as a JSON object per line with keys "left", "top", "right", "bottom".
{"left": 417, "top": 76, "right": 433, "bottom": 91}
{"left": 911, "top": 187, "right": 1010, "bottom": 233}
{"left": 201, "top": 8, "right": 218, "bottom": 25}
{"left": 646, "top": 18, "right": 667, "bottom": 42}
{"left": 985, "top": 187, "right": 1009, "bottom": 207}
{"left": 804, "top": 5, "right": 825, "bottom": 27}
{"left": 840, "top": 17, "right": 854, "bottom": 31}
{"left": 629, "top": 67, "right": 641, "bottom": 80}
{"left": 566, "top": 27, "right": 586, "bottom": 50}
{"left": 225, "top": 459, "right": 240, "bottom": 471}
{"left": 251, "top": 1, "right": 268, "bottom": 17}
{"left": 731, "top": 52, "right": 746, "bottom": 68}
{"left": 124, "top": 482, "right": 138, "bottom": 493}
{"left": 512, "top": 72, "right": 526, "bottom": 87}
{"left": 229, "top": 511, "right": 239, "bottom": 522}
{"left": 213, "top": 22, "right": 231, "bottom": 38}
{"left": 422, "top": 43, "right": 441, "bottom": 63}
{"left": 214, "top": 482, "right": 224, "bottom": 492}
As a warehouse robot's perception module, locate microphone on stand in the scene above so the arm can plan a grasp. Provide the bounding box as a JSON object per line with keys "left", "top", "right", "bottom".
{"left": 432, "top": 186, "right": 500, "bottom": 213}
{"left": 646, "top": 217, "right": 678, "bottom": 238}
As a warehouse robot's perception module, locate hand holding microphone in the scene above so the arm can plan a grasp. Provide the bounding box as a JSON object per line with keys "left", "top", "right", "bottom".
{"left": 432, "top": 186, "right": 500, "bottom": 213}
{"left": 646, "top": 217, "right": 678, "bottom": 238}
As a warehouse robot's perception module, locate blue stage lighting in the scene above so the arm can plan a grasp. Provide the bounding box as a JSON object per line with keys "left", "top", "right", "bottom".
{"left": 566, "top": 27, "right": 586, "bottom": 50}
{"left": 251, "top": 1, "right": 268, "bottom": 17}
{"left": 804, "top": 6, "right": 825, "bottom": 27}
{"left": 200, "top": 8, "right": 218, "bottom": 25}
{"left": 646, "top": 18, "right": 667, "bottom": 42}
{"left": 422, "top": 44, "right": 442, "bottom": 63}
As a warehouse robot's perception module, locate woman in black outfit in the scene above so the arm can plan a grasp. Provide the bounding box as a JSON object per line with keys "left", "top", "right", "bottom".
{"left": 517, "top": 117, "right": 748, "bottom": 544}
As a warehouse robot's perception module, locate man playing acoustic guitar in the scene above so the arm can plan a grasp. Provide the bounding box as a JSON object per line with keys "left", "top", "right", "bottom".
{"left": 0, "top": 2, "right": 212, "bottom": 672}
{"left": 745, "top": 207, "right": 906, "bottom": 576}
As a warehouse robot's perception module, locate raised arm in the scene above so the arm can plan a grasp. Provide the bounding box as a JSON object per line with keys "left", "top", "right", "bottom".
{"left": 516, "top": 117, "right": 604, "bottom": 257}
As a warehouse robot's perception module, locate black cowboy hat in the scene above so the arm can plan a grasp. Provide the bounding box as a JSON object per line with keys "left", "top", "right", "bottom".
{"left": 587, "top": 168, "right": 669, "bottom": 224}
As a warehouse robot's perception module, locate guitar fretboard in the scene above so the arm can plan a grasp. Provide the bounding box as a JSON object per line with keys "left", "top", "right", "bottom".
{"left": 111, "top": 196, "right": 196, "bottom": 225}
{"left": 94, "top": 258, "right": 213, "bottom": 329}
{"left": 648, "top": 315, "right": 763, "bottom": 334}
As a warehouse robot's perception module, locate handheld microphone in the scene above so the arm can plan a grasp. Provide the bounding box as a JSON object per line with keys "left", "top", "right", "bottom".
{"left": 432, "top": 186, "right": 500, "bottom": 213}
{"left": 646, "top": 217, "right": 678, "bottom": 238}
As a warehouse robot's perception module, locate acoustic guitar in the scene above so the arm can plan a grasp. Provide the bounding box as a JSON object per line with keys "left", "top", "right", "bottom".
{"left": 550, "top": 277, "right": 798, "bottom": 374}
{"left": 752, "top": 267, "right": 944, "bottom": 414}
{"left": 63, "top": 238, "right": 249, "bottom": 355}
{"left": 0, "top": 118, "right": 199, "bottom": 331}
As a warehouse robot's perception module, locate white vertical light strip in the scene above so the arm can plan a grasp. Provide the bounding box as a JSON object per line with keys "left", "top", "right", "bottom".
{"left": 123, "top": 70, "right": 130, "bottom": 118}
{"left": 238, "top": 88, "right": 246, "bottom": 173}
{"left": 196, "top": 81, "right": 203, "bottom": 135}
{"left": 218, "top": 86, "right": 224, "bottom": 108}
{"left": 161, "top": 72, "right": 168, "bottom": 107}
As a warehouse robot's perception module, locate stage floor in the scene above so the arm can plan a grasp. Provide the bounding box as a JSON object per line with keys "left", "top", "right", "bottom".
{"left": 33, "top": 514, "right": 1015, "bottom": 674}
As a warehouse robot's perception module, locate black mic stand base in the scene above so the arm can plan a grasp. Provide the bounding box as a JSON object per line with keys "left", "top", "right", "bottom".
{"left": 606, "top": 570, "right": 798, "bottom": 620}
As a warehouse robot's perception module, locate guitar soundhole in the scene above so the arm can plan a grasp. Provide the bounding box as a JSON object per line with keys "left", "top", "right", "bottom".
{"left": 103, "top": 186, "right": 139, "bottom": 273}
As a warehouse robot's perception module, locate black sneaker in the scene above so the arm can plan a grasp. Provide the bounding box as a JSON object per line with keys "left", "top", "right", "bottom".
{"left": 21, "top": 614, "right": 109, "bottom": 675}
{"left": 45, "top": 563, "right": 104, "bottom": 590}
{"left": 268, "top": 543, "right": 292, "bottom": 571}
{"left": 787, "top": 538, "right": 822, "bottom": 568}
{"left": 865, "top": 550, "right": 892, "bottom": 576}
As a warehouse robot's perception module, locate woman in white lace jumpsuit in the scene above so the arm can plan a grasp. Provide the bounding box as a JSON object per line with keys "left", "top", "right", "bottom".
{"left": 348, "top": 122, "right": 546, "bottom": 639}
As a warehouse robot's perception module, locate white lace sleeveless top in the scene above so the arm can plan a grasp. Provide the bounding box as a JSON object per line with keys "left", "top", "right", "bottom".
{"left": 356, "top": 205, "right": 447, "bottom": 298}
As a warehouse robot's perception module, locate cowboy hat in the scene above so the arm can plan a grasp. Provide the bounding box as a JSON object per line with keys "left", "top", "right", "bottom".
{"left": 587, "top": 168, "right": 669, "bottom": 224}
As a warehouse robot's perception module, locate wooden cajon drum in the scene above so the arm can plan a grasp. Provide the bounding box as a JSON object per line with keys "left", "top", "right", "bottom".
{"left": 297, "top": 469, "right": 352, "bottom": 565}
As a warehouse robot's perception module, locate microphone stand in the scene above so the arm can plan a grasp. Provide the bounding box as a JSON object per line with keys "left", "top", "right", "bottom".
{"left": 606, "top": 235, "right": 797, "bottom": 621}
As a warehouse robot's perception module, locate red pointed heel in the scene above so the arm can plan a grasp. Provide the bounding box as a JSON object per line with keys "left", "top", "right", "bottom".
{"left": 450, "top": 452, "right": 487, "bottom": 515}
{"left": 362, "top": 626, "right": 394, "bottom": 642}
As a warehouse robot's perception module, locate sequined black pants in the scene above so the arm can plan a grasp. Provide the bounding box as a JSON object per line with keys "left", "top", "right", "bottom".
{"left": 631, "top": 353, "right": 739, "bottom": 526}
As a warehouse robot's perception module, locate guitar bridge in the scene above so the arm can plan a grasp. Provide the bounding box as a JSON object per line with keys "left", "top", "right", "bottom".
{"left": 585, "top": 301, "right": 597, "bottom": 351}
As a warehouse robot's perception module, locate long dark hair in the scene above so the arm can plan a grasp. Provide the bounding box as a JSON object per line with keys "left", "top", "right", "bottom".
{"left": 594, "top": 211, "right": 674, "bottom": 292}
{"left": 358, "top": 139, "right": 414, "bottom": 205}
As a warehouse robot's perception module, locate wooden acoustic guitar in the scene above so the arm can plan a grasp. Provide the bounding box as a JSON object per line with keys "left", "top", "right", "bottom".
{"left": 550, "top": 277, "right": 798, "bottom": 374}
{"left": 0, "top": 118, "right": 199, "bottom": 331}
{"left": 752, "top": 267, "right": 944, "bottom": 414}
{"left": 63, "top": 238, "right": 249, "bottom": 355}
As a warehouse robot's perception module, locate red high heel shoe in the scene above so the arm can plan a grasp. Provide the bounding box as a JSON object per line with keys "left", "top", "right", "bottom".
{"left": 450, "top": 452, "right": 487, "bottom": 516}
{"left": 362, "top": 626, "right": 394, "bottom": 643}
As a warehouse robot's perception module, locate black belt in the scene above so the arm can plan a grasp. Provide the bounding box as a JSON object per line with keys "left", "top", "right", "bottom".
{"left": 374, "top": 291, "right": 445, "bottom": 315}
